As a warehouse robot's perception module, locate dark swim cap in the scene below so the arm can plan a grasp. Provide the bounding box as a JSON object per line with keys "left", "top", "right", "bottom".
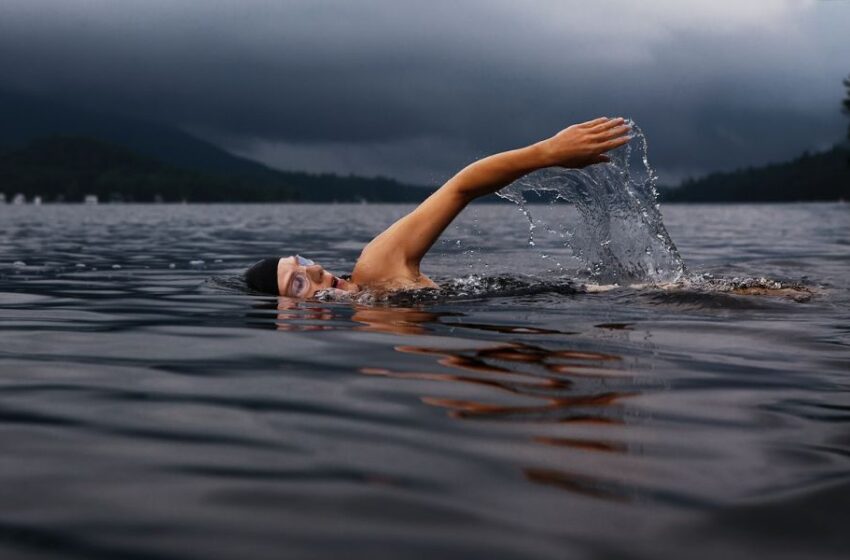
{"left": 245, "top": 257, "right": 280, "bottom": 295}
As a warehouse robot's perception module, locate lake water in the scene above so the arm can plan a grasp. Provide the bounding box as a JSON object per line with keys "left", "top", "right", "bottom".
{"left": 1, "top": 202, "right": 848, "bottom": 560}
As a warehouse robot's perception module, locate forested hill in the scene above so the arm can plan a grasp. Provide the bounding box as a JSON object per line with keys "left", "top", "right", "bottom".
{"left": 659, "top": 145, "right": 850, "bottom": 203}
{"left": 0, "top": 136, "right": 429, "bottom": 202}
{"left": 0, "top": 91, "right": 431, "bottom": 202}
{"left": 0, "top": 137, "right": 290, "bottom": 202}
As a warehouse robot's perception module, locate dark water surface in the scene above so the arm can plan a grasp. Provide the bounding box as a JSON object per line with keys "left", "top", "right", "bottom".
{"left": 1, "top": 203, "right": 848, "bottom": 560}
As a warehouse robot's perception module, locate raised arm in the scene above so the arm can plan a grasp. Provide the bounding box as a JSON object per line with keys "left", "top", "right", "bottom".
{"left": 351, "top": 117, "right": 631, "bottom": 287}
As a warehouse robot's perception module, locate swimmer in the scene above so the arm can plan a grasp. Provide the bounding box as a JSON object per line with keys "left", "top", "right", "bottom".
{"left": 245, "top": 117, "right": 632, "bottom": 297}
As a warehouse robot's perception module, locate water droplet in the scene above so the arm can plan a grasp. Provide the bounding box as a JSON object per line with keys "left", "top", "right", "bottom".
{"left": 494, "top": 119, "right": 684, "bottom": 283}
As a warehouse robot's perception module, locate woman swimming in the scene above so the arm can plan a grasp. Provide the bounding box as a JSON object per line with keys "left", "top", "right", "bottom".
{"left": 245, "top": 117, "right": 632, "bottom": 297}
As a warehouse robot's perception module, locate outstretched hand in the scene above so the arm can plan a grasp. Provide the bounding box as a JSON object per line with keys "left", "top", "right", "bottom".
{"left": 536, "top": 117, "right": 631, "bottom": 169}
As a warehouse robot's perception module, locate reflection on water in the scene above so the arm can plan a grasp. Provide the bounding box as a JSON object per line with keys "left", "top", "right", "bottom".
{"left": 271, "top": 303, "right": 638, "bottom": 500}
{"left": 352, "top": 306, "right": 455, "bottom": 335}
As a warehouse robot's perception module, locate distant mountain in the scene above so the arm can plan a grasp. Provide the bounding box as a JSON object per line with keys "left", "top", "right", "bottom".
{"left": 0, "top": 136, "right": 302, "bottom": 202}
{"left": 0, "top": 91, "right": 279, "bottom": 176}
{"left": 0, "top": 91, "right": 431, "bottom": 201}
{"left": 659, "top": 145, "right": 850, "bottom": 203}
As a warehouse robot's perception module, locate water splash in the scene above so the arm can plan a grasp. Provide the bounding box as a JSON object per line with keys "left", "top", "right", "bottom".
{"left": 311, "top": 274, "right": 580, "bottom": 306}
{"left": 497, "top": 120, "right": 686, "bottom": 284}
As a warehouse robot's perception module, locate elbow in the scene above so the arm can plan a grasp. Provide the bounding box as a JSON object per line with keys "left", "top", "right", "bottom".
{"left": 438, "top": 173, "right": 481, "bottom": 206}
{"left": 447, "top": 182, "right": 478, "bottom": 204}
{"left": 443, "top": 169, "right": 486, "bottom": 203}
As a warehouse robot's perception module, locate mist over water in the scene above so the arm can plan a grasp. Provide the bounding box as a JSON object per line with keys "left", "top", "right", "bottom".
{"left": 498, "top": 121, "right": 686, "bottom": 284}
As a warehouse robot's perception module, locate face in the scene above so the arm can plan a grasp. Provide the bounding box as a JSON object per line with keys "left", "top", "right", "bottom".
{"left": 276, "top": 256, "right": 355, "bottom": 298}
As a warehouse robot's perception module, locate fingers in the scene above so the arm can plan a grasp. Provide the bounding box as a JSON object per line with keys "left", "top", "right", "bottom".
{"left": 594, "top": 124, "right": 631, "bottom": 141}
{"left": 581, "top": 116, "right": 628, "bottom": 129}
{"left": 579, "top": 117, "right": 609, "bottom": 128}
{"left": 590, "top": 117, "right": 627, "bottom": 133}
{"left": 599, "top": 135, "right": 632, "bottom": 151}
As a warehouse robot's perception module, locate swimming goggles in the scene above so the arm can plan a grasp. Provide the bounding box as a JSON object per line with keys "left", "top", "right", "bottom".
{"left": 294, "top": 255, "right": 315, "bottom": 266}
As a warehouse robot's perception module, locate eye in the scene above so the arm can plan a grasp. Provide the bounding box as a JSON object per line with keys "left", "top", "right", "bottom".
{"left": 289, "top": 273, "right": 309, "bottom": 297}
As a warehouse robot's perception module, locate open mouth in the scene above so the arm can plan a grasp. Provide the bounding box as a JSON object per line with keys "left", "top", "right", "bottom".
{"left": 331, "top": 276, "right": 339, "bottom": 289}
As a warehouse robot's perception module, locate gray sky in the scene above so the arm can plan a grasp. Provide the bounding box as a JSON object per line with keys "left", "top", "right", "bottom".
{"left": 1, "top": 0, "right": 848, "bottom": 185}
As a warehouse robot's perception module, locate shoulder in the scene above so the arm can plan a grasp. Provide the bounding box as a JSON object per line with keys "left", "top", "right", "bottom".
{"left": 351, "top": 244, "right": 437, "bottom": 290}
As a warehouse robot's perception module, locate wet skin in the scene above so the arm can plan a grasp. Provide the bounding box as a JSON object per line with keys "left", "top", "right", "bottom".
{"left": 276, "top": 256, "right": 357, "bottom": 299}
{"left": 272, "top": 117, "right": 632, "bottom": 298}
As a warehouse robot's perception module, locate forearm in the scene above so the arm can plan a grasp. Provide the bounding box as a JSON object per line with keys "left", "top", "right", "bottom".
{"left": 377, "top": 148, "right": 542, "bottom": 262}
{"left": 447, "top": 144, "right": 546, "bottom": 201}
{"left": 448, "top": 116, "right": 630, "bottom": 202}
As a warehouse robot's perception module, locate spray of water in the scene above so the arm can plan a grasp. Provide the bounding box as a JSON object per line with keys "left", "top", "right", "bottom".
{"left": 497, "top": 120, "right": 686, "bottom": 284}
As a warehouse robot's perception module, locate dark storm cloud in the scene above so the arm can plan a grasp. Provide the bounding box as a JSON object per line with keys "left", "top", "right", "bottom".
{"left": 0, "top": 0, "right": 848, "bottom": 183}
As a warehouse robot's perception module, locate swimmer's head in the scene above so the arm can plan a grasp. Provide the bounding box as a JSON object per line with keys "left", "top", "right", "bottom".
{"left": 245, "top": 255, "right": 355, "bottom": 298}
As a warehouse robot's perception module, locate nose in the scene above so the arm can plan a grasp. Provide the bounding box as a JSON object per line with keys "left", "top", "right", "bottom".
{"left": 305, "top": 265, "right": 325, "bottom": 283}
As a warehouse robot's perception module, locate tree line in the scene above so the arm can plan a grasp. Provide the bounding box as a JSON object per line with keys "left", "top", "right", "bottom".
{"left": 0, "top": 136, "right": 429, "bottom": 202}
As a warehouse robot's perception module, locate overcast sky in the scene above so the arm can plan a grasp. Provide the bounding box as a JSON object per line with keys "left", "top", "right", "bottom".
{"left": 1, "top": 0, "right": 848, "bottom": 185}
